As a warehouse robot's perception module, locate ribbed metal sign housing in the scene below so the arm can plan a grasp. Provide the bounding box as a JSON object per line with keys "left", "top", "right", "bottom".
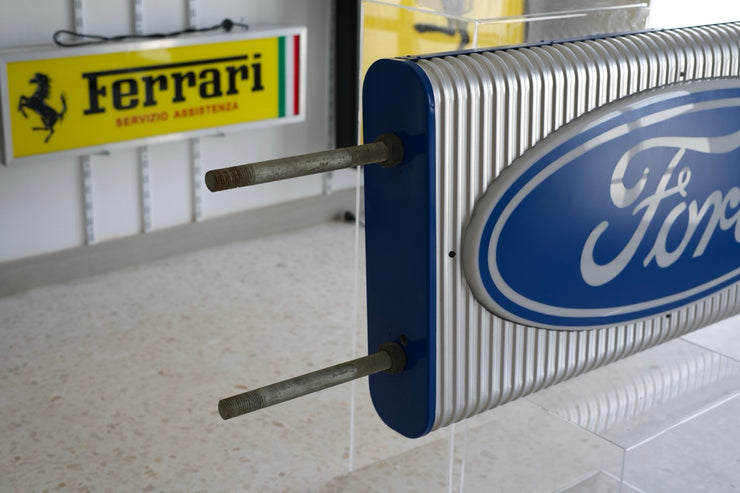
{"left": 362, "top": 22, "right": 740, "bottom": 437}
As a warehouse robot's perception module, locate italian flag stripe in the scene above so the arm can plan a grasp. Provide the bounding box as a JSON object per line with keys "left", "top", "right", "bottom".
{"left": 278, "top": 35, "right": 300, "bottom": 118}
{"left": 278, "top": 37, "right": 285, "bottom": 117}
{"left": 293, "top": 34, "right": 300, "bottom": 116}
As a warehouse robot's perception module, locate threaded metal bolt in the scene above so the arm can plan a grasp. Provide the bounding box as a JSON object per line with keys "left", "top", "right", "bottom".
{"left": 205, "top": 133, "right": 404, "bottom": 191}
{"left": 218, "top": 343, "right": 405, "bottom": 420}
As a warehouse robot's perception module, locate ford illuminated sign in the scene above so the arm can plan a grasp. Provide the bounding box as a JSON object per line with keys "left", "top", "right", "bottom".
{"left": 462, "top": 78, "right": 740, "bottom": 329}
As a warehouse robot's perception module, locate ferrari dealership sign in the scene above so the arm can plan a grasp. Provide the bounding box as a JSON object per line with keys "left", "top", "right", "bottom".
{"left": 0, "top": 27, "right": 304, "bottom": 163}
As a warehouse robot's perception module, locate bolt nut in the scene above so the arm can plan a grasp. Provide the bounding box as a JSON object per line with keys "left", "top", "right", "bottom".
{"left": 379, "top": 342, "right": 406, "bottom": 375}
{"left": 375, "top": 133, "right": 404, "bottom": 168}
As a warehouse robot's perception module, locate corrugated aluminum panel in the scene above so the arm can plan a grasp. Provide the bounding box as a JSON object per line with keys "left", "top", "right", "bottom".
{"left": 415, "top": 22, "right": 740, "bottom": 430}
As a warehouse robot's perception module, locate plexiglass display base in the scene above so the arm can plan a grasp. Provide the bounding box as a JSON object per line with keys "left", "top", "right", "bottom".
{"left": 527, "top": 329, "right": 740, "bottom": 492}
{"left": 327, "top": 317, "right": 740, "bottom": 492}
{"left": 353, "top": 2, "right": 740, "bottom": 490}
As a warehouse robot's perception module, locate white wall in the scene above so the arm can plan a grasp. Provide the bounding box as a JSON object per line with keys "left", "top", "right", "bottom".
{"left": 0, "top": 0, "right": 356, "bottom": 262}
{"left": 649, "top": 0, "right": 740, "bottom": 28}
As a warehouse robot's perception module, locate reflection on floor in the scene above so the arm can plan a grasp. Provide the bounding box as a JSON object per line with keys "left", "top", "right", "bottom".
{"left": 1, "top": 221, "right": 738, "bottom": 492}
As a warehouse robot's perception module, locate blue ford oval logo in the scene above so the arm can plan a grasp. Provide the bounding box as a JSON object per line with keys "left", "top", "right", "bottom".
{"left": 462, "top": 78, "right": 740, "bottom": 329}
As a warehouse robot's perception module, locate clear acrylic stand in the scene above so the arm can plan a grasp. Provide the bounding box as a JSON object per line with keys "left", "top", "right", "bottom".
{"left": 362, "top": 0, "right": 650, "bottom": 73}
{"left": 526, "top": 332, "right": 740, "bottom": 492}
{"left": 348, "top": 3, "right": 740, "bottom": 491}
{"left": 329, "top": 320, "right": 740, "bottom": 492}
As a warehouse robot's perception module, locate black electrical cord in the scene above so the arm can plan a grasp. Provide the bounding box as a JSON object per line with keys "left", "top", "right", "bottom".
{"left": 53, "top": 18, "right": 248, "bottom": 47}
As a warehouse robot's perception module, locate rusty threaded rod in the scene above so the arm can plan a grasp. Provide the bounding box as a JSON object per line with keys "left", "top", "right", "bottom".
{"left": 205, "top": 133, "right": 403, "bottom": 192}
{"left": 218, "top": 343, "right": 405, "bottom": 420}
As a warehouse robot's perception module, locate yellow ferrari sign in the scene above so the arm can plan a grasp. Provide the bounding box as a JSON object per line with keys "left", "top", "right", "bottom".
{"left": 1, "top": 27, "right": 304, "bottom": 163}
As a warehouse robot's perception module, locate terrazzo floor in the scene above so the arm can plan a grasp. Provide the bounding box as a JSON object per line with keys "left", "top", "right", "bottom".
{"left": 1, "top": 220, "right": 739, "bottom": 492}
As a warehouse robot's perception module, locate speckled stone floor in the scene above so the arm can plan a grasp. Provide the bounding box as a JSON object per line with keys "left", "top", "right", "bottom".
{"left": 1, "top": 221, "right": 739, "bottom": 492}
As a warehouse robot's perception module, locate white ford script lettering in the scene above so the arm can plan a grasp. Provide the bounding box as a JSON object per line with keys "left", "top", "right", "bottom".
{"left": 580, "top": 131, "right": 740, "bottom": 287}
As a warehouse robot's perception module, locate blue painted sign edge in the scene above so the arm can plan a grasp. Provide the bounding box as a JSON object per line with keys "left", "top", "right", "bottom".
{"left": 363, "top": 58, "right": 437, "bottom": 437}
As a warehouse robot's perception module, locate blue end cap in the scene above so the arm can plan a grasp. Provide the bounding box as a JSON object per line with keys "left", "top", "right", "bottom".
{"left": 362, "top": 58, "right": 437, "bottom": 438}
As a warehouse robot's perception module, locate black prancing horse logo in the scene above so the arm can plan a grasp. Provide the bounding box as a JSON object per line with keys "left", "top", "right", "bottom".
{"left": 18, "top": 72, "right": 67, "bottom": 143}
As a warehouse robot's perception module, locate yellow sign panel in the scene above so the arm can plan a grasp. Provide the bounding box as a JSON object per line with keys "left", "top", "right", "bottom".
{"left": 362, "top": 1, "right": 525, "bottom": 74}
{"left": 1, "top": 28, "right": 304, "bottom": 163}
{"left": 359, "top": 1, "right": 524, "bottom": 141}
